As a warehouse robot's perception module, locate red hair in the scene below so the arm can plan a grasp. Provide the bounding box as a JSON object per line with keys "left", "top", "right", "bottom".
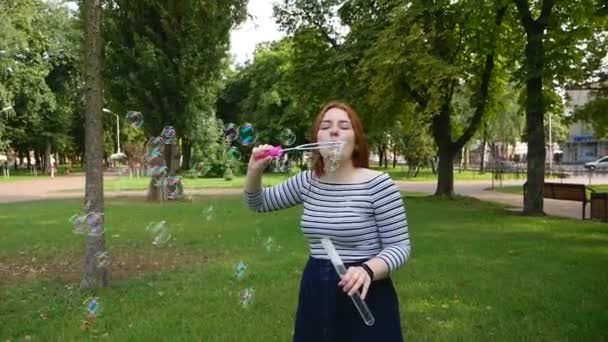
{"left": 310, "top": 101, "right": 369, "bottom": 177}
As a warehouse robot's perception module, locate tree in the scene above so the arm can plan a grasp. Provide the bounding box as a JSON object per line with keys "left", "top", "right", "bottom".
{"left": 81, "top": 0, "right": 107, "bottom": 289}
{"left": 512, "top": 0, "right": 607, "bottom": 215}
{"left": 103, "top": 0, "right": 247, "bottom": 199}
{"left": 358, "top": 0, "right": 509, "bottom": 196}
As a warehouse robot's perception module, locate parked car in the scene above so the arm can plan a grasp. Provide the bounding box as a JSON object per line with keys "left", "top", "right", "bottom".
{"left": 584, "top": 156, "right": 608, "bottom": 171}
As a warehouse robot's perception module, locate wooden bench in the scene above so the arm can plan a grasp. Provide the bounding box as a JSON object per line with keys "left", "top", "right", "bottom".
{"left": 523, "top": 182, "right": 594, "bottom": 220}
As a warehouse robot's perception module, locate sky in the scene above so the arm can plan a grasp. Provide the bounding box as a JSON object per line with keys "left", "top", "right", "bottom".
{"left": 229, "top": 0, "right": 285, "bottom": 65}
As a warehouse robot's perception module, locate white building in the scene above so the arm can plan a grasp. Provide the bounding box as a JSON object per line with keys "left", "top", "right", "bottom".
{"left": 562, "top": 88, "right": 608, "bottom": 163}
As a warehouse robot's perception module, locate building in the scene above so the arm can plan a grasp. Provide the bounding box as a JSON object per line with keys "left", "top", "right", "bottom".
{"left": 562, "top": 88, "right": 608, "bottom": 163}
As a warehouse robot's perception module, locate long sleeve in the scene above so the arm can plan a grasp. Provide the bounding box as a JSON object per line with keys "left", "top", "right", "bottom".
{"left": 371, "top": 175, "right": 411, "bottom": 272}
{"left": 243, "top": 171, "right": 308, "bottom": 213}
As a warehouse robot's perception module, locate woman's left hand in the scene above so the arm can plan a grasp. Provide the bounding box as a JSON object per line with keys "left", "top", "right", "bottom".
{"left": 338, "top": 266, "right": 371, "bottom": 300}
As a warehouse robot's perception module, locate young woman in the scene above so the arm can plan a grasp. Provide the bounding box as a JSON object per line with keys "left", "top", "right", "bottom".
{"left": 244, "top": 101, "right": 411, "bottom": 341}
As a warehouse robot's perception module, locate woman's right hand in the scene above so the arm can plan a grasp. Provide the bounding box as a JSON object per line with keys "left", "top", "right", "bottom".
{"left": 247, "top": 144, "right": 273, "bottom": 172}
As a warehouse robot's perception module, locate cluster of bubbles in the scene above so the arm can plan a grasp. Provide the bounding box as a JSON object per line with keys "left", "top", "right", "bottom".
{"left": 233, "top": 260, "right": 254, "bottom": 307}
{"left": 145, "top": 221, "right": 172, "bottom": 247}
{"left": 224, "top": 123, "right": 257, "bottom": 146}
{"left": 322, "top": 142, "right": 345, "bottom": 174}
{"left": 143, "top": 127, "right": 184, "bottom": 200}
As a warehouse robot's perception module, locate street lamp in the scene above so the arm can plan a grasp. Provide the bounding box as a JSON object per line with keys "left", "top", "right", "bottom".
{"left": 103, "top": 108, "right": 121, "bottom": 154}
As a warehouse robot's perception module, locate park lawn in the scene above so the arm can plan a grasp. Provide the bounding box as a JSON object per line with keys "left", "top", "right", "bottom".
{"left": 61, "top": 173, "right": 291, "bottom": 192}
{"left": 375, "top": 166, "right": 533, "bottom": 182}
{"left": 490, "top": 184, "right": 608, "bottom": 197}
{"left": 0, "top": 195, "right": 607, "bottom": 341}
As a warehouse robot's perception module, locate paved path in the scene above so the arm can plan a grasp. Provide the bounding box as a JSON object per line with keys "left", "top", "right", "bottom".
{"left": 1, "top": 174, "right": 607, "bottom": 221}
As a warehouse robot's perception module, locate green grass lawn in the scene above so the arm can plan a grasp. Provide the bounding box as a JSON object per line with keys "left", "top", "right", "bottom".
{"left": 1, "top": 196, "right": 607, "bottom": 341}
{"left": 490, "top": 184, "right": 608, "bottom": 197}
{"left": 374, "top": 166, "right": 533, "bottom": 182}
{"left": 75, "top": 168, "right": 528, "bottom": 192}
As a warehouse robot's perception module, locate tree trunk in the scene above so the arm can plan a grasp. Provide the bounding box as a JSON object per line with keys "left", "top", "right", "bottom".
{"left": 523, "top": 30, "right": 546, "bottom": 215}
{"left": 182, "top": 139, "right": 192, "bottom": 170}
{"left": 35, "top": 151, "right": 41, "bottom": 171}
{"left": 480, "top": 138, "right": 487, "bottom": 173}
{"left": 81, "top": 0, "right": 107, "bottom": 289}
{"left": 383, "top": 144, "right": 388, "bottom": 169}
{"left": 44, "top": 140, "right": 52, "bottom": 174}
{"left": 433, "top": 102, "right": 456, "bottom": 197}
{"left": 392, "top": 145, "right": 397, "bottom": 168}
{"left": 436, "top": 146, "right": 456, "bottom": 197}
{"left": 377, "top": 147, "right": 383, "bottom": 168}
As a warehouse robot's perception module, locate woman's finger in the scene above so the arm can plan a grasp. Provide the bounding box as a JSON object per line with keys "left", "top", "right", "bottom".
{"left": 348, "top": 274, "right": 367, "bottom": 296}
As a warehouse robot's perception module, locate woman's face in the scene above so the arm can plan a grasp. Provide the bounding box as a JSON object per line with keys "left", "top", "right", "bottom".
{"left": 316, "top": 107, "right": 355, "bottom": 161}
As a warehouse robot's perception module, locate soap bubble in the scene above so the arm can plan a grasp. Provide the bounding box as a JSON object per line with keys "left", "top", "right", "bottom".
{"left": 147, "top": 165, "right": 167, "bottom": 177}
{"left": 279, "top": 128, "right": 296, "bottom": 147}
{"left": 86, "top": 212, "right": 104, "bottom": 237}
{"left": 264, "top": 237, "right": 274, "bottom": 252}
{"left": 240, "top": 288, "right": 255, "bottom": 307}
{"left": 148, "top": 136, "right": 164, "bottom": 148}
{"left": 239, "top": 123, "right": 256, "bottom": 146}
{"left": 235, "top": 261, "right": 247, "bottom": 280}
{"left": 70, "top": 214, "right": 88, "bottom": 234}
{"left": 203, "top": 205, "right": 214, "bottom": 221}
{"left": 161, "top": 126, "right": 176, "bottom": 144}
{"left": 145, "top": 221, "right": 172, "bottom": 247}
{"left": 125, "top": 111, "right": 143, "bottom": 128}
{"left": 228, "top": 146, "right": 240, "bottom": 160}
{"left": 224, "top": 123, "right": 238, "bottom": 142}
{"left": 84, "top": 297, "right": 101, "bottom": 317}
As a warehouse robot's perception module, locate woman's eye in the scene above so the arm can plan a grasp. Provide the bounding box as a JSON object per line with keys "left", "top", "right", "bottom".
{"left": 339, "top": 122, "right": 351, "bottom": 129}
{"left": 320, "top": 124, "right": 331, "bottom": 130}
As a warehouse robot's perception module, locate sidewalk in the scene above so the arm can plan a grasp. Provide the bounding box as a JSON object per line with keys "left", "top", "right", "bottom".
{"left": 1, "top": 175, "right": 605, "bottom": 221}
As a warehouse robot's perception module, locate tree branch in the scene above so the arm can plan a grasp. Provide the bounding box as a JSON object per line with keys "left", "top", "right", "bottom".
{"left": 537, "top": 0, "right": 555, "bottom": 28}
{"left": 513, "top": 0, "right": 534, "bottom": 32}
{"left": 454, "top": 6, "right": 508, "bottom": 150}
{"left": 399, "top": 76, "right": 428, "bottom": 108}
{"left": 302, "top": 10, "right": 339, "bottom": 49}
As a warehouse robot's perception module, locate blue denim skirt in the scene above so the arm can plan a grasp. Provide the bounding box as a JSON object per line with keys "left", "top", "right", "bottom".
{"left": 293, "top": 256, "right": 404, "bottom": 342}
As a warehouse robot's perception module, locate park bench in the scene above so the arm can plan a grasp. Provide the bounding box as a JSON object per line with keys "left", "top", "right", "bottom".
{"left": 523, "top": 182, "right": 594, "bottom": 220}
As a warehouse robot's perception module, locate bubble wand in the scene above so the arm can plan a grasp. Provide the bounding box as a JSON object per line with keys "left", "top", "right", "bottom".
{"left": 254, "top": 141, "right": 344, "bottom": 160}
{"left": 321, "top": 237, "right": 376, "bottom": 326}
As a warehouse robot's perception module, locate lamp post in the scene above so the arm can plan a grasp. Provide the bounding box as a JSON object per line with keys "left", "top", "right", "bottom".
{"left": 102, "top": 108, "right": 120, "bottom": 154}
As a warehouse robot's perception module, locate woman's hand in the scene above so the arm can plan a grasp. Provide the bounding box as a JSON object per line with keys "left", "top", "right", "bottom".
{"left": 338, "top": 266, "right": 372, "bottom": 300}
{"left": 247, "top": 144, "right": 273, "bottom": 172}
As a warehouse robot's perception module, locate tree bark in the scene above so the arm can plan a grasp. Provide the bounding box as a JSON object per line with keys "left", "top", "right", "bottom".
{"left": 523, "top": 31, "right": 546, "bottom": 215}
{"left": 81, "top": 0, "right": 107, "bottom": 289}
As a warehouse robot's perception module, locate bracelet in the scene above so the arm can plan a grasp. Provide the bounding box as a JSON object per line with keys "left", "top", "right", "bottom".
{"left": 360, "top": 263, "right": 374, "bottom": 281}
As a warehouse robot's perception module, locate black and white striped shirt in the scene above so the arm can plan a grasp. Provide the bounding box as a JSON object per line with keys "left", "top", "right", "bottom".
{"left": 244, "top": 170, "right": 411, "bottom": 272}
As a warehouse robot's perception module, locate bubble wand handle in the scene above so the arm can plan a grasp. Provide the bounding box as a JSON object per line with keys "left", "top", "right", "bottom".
{"left": 254, "top": 146, "right": 284, "bottom": 160}
{"left": 320, "top": 237, "right": 376, "bottom": 326}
